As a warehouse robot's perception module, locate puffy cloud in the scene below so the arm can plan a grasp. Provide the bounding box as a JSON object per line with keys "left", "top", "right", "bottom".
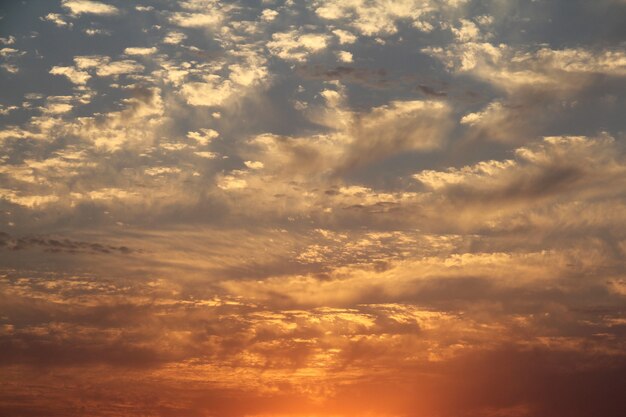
{"left": 84, "top": 28, "right": 110, "bottom": 36}
{"left": 41, "top": 96, "right": 74, "bottom": 114}
{"left": 61, "top": 0, "right": 119, "bottom": 16}
{"left": 41, "top": 13, "right": 71, "bottom": 27}
{"left": 267, "top": 30, "right": 328, "bottom": 62}
{"left": 162, "top": 31, "right": 186, "bottom": 44}
{"left": 1, "top": 63, "right": 19, "bottom": 73}
{"left": 424, "top": 43, "right": 626, "bottom": 95}
{"left": 52, "top": 55, "right": 144, "bottom": 80}
{"left": 95, "top": 59, "right": 144, "bottom": 76}
{"left": 451, "top": 18, "right": 482, "bottom": 42}
{"left": 73, "top": 55, "right": 107, "bottom": 69}
{"left": 187, "top": 128, "right": 219, "bottom": 145}
{"left": 0, "top": 48, "right": 20, "bottom": 57}
{"left": 181, "top": 75, "right": 238, "bottom": 107}
{"left": 336, "top": 50, "right": 353, "bottom": 63}
{"left": 170, "top": 12, "right": 223, "bottom": 28}
{"left": 260, "top": 9, "right": 279, "bottom": 22}
{"left": 180, "top": 55, "right": 268, "bottom": 106}
{"left": 410, "top": 134, "right": 626, "bottom": 232}
{"left": 312, "top": 0, "right": 440, "bottom": 36}
{"left": 167, "top": 1, "right": 231, "bottom": 29}
{"left": 341, "top": 99, "right": 452, "bottom": 169}
{"left": 0, "top": 36, "right": 15, "bottom": 45}
{"left": 123, "top": 47, "right": 158, "bottom": 56}
{"left": 332, "top": 29, "right": 357, "bottom": 44}
{"left": 50, "top": 65, "right": 91, "bottom": 85}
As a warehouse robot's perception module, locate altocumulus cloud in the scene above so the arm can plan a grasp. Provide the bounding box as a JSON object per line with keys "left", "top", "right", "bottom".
{"left": 0, "top": 1, "right": 625, "bottom": 417}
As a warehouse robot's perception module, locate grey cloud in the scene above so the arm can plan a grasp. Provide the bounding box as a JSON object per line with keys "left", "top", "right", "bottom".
{"left": 0, "top": 231, "right": 135, "bottom": 254}
{"left": 296, "top": 65, "right": 391, "bottom": 88}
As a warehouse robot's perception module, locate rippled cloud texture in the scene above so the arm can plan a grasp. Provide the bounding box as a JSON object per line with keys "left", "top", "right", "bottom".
{"left": 1, "top": 1, "right": 625, "bottom": 416}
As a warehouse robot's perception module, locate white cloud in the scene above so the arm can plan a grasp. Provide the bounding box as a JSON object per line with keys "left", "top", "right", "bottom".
{"left": 170, "top": 12, "right": 223, "bottom": 28}
{"left": 50, "top": 66, "right": 91, "bottom": 85}
{"left": 451, "top": 19, "right": 482, "bottom": 42}
{"left": 228, "top": 61, "right": 268, "bottom": 86}
{"left": 84, "top": 28, "right": 110, "bottom": 36}
{"left": 0, "top": 36, "right": 15, "bottom": 45}
{"left": 0, "top": 48, "right": 20, "bottom": 57}
{"left": 1, "top": 64, "right": 19, "bottom": 74}
{"left": 187, "top": 128, "right": 219, "bottom": 145}
{"left": 332, "top": 29, "right": 357, "bottom": 44}
{"left": 336, "top": 50, "right": 353, "bottom": 63}
{"left": 162, "top": 31, "right": 187, "bottom": 45}
{"left": 0, "top": 104, "right": 18, "bottom": 116}
{"left": 267, "top": 30, "right": 328, "bottom": 62}
{"left": 96, "top": 60, "right": 144, "bottom": 77}
{"left": 217, "top": 173, "right": 248, "bottom": 190}
{"left": 181, "top": 75, "right": 236, "bottom": 107}
{"left": 424, "top": 43, "right": 626, "bottom": 95}
{"left": 194, "top": 151, "right": 218, "bottom": 159}
{"left": 74, "top": 55, "right": 108, "bottom": 69}
{"left": 41, "top": 96, "right": 74, "bottom": 114}
{"left": 0, "top": 189, "right": 60, "bottom": 208}
{"left": 61, "top": 0, "right": 119, "bottom": 16}
{"left": 41, "top": 13, "right": 71, "bottom": 27}
{"left": 414, "top": 159, "right": 516, "bottom": 189}
{"left": 313, "top": 0, "right": 436, "bottom": 36}
{"left": 260, "top": 9, "right": 279, "bottom": 21}
{"left": 180, "top": 54, "right": 268, "bottom": 107}
{"left": 124, "top": 47, "right": 158, "bottom": 56}
{"left": 244, "top": 161, "right": 264, "bottom": 169}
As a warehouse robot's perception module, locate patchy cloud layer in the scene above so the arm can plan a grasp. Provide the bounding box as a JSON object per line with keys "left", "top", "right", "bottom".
{"left": 0, "top": 1, "right": 625, "bottom": 416}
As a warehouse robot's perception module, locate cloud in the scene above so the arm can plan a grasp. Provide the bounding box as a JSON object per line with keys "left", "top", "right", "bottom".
{"left": 0, "top": 36, "right": 15, "bottom": 45}
{"left": 410, "top": 134, "right": 626, "bottom": 231}
{"left": 41, "top": 13, "right": 72, "bottom": 27}
{"left": 181, "top": 75, "right": 238, "bottom": 107}
{"left": 162, "top": 31, "right": 187, "bottom": 45}
{"left": 336, "top": 51, "right": 353, "bottom": 63}
{"left": 312, "top": 0, "right": 442, "bottom": 36}
{"left": 84, "top": 28, "right": 110, "bottom": 36}
{"left": 95, "top": 59, "right": 144, "bottom": 77}
{"left": 51, "top": 55, "right": 144, "bottom": 82}
{"left": 267, "top": 30, "right": 329, "bottom": 62}
{"left": 187, "top": 128, "right": 219, "bottom": 145}
{"left": 1, "top": 63, "right": 19, "bottom": 73}
{"left": 41, "top": 96, "right": 74, "bottom": 114}
{"left": 260, "top": 9, "right": 278, "bottom": 22}
{"left": 169, "top": 6, "right": 224, "bottom": 28}
{"left": 0, "top": 231, "right": 134, "bottom": 254}
{"left": 180, "top": 55, "right": 268, "bottom": 106}
{"left": 124, "top": 47, "right": 157, "bottom": 56}
{"left": 1, "top": 2, "right": 625, "bottom": 416}
{"left": 341, "top": 99, "right": 452, "bottom": 170}
{"left": 49, "top": 66, "right": 91, "bottom": 85}
{"left": 332, "top": 29, "right": 357, "bottom": 45}
{"left": 0, "top": 48, "right": 20, "bottom": 57}
{"left": 296, "top": 65, "right": 389, "bottom": 88}
{"left": 73, "top": 55, "right": 107, "bottom": 69}
{"left": 61, "top": 0, "right": 119, "bottom": 16}
{"left": 170, "top": 13, "right": 221, "bottom": 28}
{"left": 424, "top": 43, "right": 626, "bottom": 95}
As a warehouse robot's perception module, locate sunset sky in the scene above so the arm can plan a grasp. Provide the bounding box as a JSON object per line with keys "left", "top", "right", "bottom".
{"left": 1, "top": 1, "right": 626, "bottom": 416}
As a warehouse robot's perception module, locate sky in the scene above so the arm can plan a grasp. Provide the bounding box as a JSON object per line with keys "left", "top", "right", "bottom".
{"left": 0, "top": 0, "right": 625, "bottom": 416}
